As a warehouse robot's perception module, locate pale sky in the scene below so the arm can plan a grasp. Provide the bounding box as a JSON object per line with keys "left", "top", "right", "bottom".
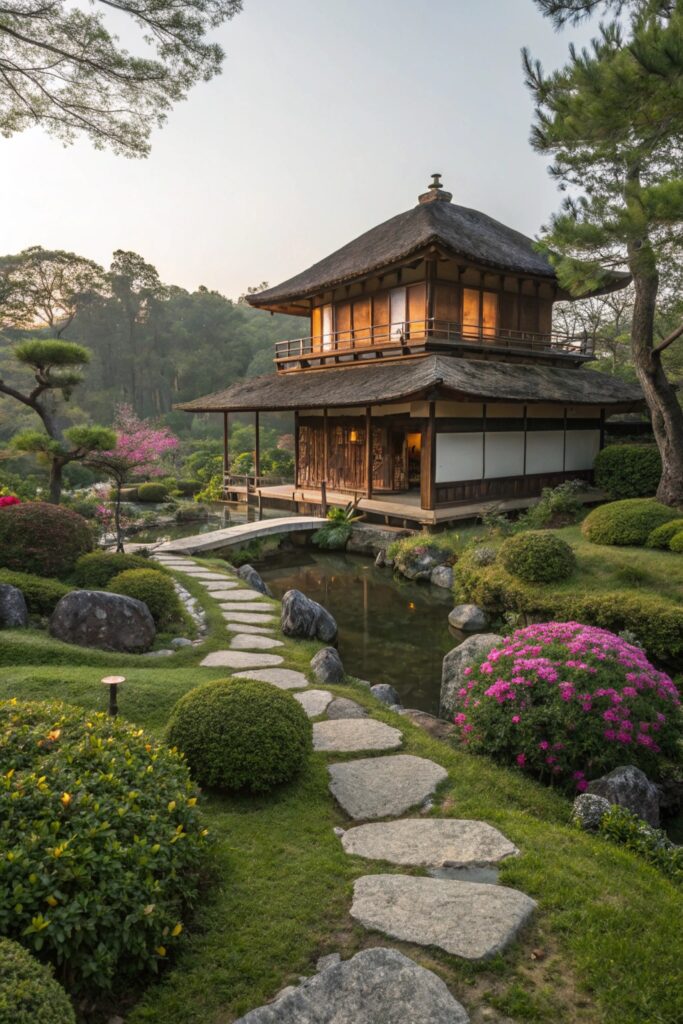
{"left": 0, "top": 0, "right": 595, "bottom": 299}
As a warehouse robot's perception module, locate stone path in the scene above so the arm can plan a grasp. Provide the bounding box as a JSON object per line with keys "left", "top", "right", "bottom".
{"left": 295, "top": 689, "right": 333, "bottom": 717}
{"left": 312, "top": 719, "right": 403, "bottom": 753}
{"left": 328, "top": 755, "right": 448, "bottom": 820}
{"left": 341, "top": 819, "right": 518, "bottom": 868}
{"left": 230, "top": 634, "right": 284, "bottom": 651}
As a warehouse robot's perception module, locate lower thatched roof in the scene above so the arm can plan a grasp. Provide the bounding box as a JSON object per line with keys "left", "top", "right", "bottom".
{"left": 175, "top": 355, "right": 642, "bottom": 414}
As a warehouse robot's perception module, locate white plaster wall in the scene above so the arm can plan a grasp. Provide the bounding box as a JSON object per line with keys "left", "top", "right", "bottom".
{"left": 526, "top": 431, "right": 565, "bottom": 475}
{"left": 485, "top": 432, "right": 525, "bottom": 479}
{"left": 565, "top": 430, "right": 601, "bottom": 472}
{"left": 436, "top": 433, "right": 484, "bottom": 482}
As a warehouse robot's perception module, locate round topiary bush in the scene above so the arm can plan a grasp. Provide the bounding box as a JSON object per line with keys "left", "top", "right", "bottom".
{"left": 0, "top": 502, "right": 92, "bottom": 578}
{"left": 582, "top": 498, "right": 679, "bottom": 547}
{"left": 499, "top": 531, "right": 576, "bottom": 583}
{"left": 594, "top": 444, "right": 662, "bottom": 499}
{"left": 451, "top": 622, "right": 682, "bottom": 790}
{"left": 646, "top": 519, "right": 683, "bottom": 549}
{"left": 0, "top": 938, "right": 75, "bottom": 1024}
{"left": 0, "top": 569, "right": 69, "bottom": 615}
{"left": 0, "top": 699, "right": 208, "bottom": 994}
{"left": 74, "top": 550, "right": 169, "bottom": 589}
{"left": 669, "top": 531, "right": 683, "bottom": 553}
{"left": 137, "top": 482, "right": 169, "bottom": 502}
{"left": 119, "top": 486, "right": 139, "bottom": 501}
{"left": 165, "top": 679, "right": 312, "bottom": 792}
{"left": 176, "top": 479, "right": 201, "bottom": 496}
{"left": 107, "top": 567, "right": 183, "bottom": 628}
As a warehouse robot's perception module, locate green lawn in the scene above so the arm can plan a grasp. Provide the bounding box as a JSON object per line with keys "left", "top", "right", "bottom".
{"left": 1, "top": 556, "right": 682, "bottom": 1024}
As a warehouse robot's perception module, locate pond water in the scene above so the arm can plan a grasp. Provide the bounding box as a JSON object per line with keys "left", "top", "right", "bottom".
{"left": 129, "top": 504, "right": 285, "bottom": 545}
{"left": 259, "top": 550, "right": 460, "bottom": 715}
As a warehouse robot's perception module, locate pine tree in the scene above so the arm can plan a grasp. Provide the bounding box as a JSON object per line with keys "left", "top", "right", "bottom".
{"left": 524, "top": 0, "right": 683, "bottom": 504}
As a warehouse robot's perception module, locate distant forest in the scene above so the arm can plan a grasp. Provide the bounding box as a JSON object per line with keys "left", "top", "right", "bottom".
{"left": 0, "top": 246, "right": 303, "bottom": 442}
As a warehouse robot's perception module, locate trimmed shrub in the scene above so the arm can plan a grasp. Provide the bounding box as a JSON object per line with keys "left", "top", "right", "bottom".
{"left": 594, "top": 444, "right": 661, "bottom": 499}
{"left": 646, "top": 518, "right": 683, "bottom": 549}
{"left": 597, "top": 805, "right": 683, "bottom": 884}
{"left": 176, "top": 479, "right": 201, "bottom": 497}
{"left": 0, "top": 502, "right": 92, "bottom": 578}
{"left": 119, "top": 486, "right": 139, "bottom": 501}
{"left": 0, "top": 699, "right": 208, "bottom": 994}
{"left": 166, "top": 679, "right": 312, "bottom": 792}
{"left": 73, "top": 550, "right": 167, "bottom": 589}
{"left": 107, "top": 567, "right": 183, "bottom": 628}
{"left": 516, "top": 479, "right": 585, "bottom": 529}
{"left": 0, "top": 938, "right": 75, "bottom": 1024}
{"left": 0, "top": 570, "right": 69, "bottom": 615}
{"left": 670, "top": 532, "right": 683, "bottom": 553}
{"left": 499, "top": 531, "right": 576, "bottom": 583}
{"left": 137, "top": 482, "right": 169, "bottom": 503}
{"left": 582, "top": 499, "right": 679, "bottom": 547}
{"left": 451, "top": 622, "right": 682, "bottom": 791}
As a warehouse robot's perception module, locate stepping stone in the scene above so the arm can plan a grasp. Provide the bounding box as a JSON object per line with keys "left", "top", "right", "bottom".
{"left": 350, "top": 875, "right": 536, "bottom": 961}
{"left": 230, "top": 634, "right": 284, "bottom": 650}
{"left": 222, "top": 612, "right": 278, "bottom": 625}
{"left": 233, "top": 947, "right": 468, "bottom": 1023}
{"left": 232, "top": 668, "right": 308, "bottom": 690}
{"left": 220, "top": 602, "right": 275, "bottom": 613}
{"left": 295, "top": 689, "right": 333, "bottom": 717}
{"left": 225, "top": 623, "right": 275, "bottom": 635}
{"left": 200, "top": 651, "right": 284, "bottom": 669}
{"left": 327, "top": 697, "right": 368, "bottom": 719}
{"left": 201, "top": 580, "right": 240, "bottom": 589}
{"left": 313, "top": 719, "right": 402, "bottom": 753}
{"left": 188, "top": 572, "right": 235, "bottom": 581}
{"left": 328, "top": 755, "right": 447, "bottom": 820}
{"left": 341, "top": 819, "right": 518, "bottom": 867}
{"left": 213, "top": 589, "right": 267, "bottom": 602}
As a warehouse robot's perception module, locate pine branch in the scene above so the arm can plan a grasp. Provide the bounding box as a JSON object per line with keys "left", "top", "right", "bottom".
{"left": 652, "top": 320, "right": 683, "bottom": 355}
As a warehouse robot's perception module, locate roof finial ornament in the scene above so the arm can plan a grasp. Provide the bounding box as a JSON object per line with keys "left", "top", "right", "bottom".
{"left": 419, "top": 172, "right": 453, "bottom": 205}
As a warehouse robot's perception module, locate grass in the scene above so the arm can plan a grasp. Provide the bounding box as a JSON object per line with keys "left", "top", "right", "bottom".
{"left": 1, "top": 554, "right": 682, "bottom": 1024}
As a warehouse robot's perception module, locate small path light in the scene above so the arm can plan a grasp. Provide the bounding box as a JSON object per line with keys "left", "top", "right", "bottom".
{"left": 101, "top": 675, "right": 125, "bottom": 717}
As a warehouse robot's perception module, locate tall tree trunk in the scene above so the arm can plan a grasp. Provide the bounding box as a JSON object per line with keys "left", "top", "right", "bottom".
{"left": 114, "top": 481, "right": 124, "bottom": 553}
{"left": 48, "top": 457, "right": 64, "bottom": 504}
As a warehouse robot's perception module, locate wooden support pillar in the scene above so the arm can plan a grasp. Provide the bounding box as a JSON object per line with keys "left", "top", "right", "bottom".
{"left": 322, "top": 407, "right": 329, "bottom": 490}
{"left": 365, "top": 406, "right": 373, "bottom": 499}
{"left": 599, "top": 408, "right": 606, "bottom": 451}
{"left": 421, "top": 401, "right": 436, "bottom": 511}
{"left": 562, "top": 406, "right": 568, "bottom": 473}
{"left": 254, "top": 410, "right": 260, "bottom": 484}
{"left": 222, "top": 411, "right": 229, "bottom": 483}
{"left": 426, "top": 253, "right": 437, "bottom": 335}
{"left": 294, "top": 410, "right": 300, "bottom": 487}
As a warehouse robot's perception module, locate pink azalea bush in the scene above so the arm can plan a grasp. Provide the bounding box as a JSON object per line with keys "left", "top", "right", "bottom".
{"left": 0, "top": 495, "right": 20, "bottom": 507}
{"left": 452, "top": 622, "right": 682, "bottom": 789}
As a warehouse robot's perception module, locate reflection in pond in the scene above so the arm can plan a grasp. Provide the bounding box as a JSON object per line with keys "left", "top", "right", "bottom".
{"left": 130, "top": 503, "right": 284, "bottom": 545}
{"left": 259, "top": 550, "right": 460, "bottom": 715}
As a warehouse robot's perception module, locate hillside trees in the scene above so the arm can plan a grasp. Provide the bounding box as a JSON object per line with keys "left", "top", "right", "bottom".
{"left": 526, "top": 0, "right": 683, "bottom": 504}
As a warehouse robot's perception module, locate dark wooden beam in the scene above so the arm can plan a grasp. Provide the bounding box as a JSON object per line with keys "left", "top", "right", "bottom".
{"left": 294, "top": 411, "right": 300, "bottom": 487}
{"left": 421, "top": 401, "right": 436, "bottom": 511}
{"left": 254, "top": 410, "right": 261, "bottom": 483}
{"left": 223, "top": 412, "right": 229, "bottom": 493}
{"left": 323, "top": 407, "right": 329, "bottom": 486}
{"left": 365, "top": 406, "right": 373, "bottom": 499}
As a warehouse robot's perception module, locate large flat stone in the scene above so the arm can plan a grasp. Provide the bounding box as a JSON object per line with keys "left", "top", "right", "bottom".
{"left": 222, "top": 612, "right": 278, "bottom": 625}
{"left": 213, "top": 590, "right": 268, "bottom": 602}
{"left": 220, "top": 601, "right": 275, "bottom": 613}
{"left": 233, "top": 947, "right": 469, "bottom": 1023}
{"left": 225, "top": 623, "right": 276, "bottom": 635}
{"left": 199, "top": 580, "right": 240, "bottom": 589}
{"left": 341, "top": 819, "right": 518, "bottom": 867}
{"left": 232, "top": 668, "right": 308, "bottom": 690}
{"left": 200, "top": 651, "right": 283, "bottom": 668}
{"left": 230, "top": 633, "right": 284, "bottom": 650}
{"left": 313, "top": 719, "right": 402, "bottom": 753}
{"left": 328, "top": 755, "right": 448, "bottom": 820}
{"left": 295, "top": 689, "right": 333, "bottom": 717}
{"left": 178, "top": 571, "right": 230, "bottom": 580}
{"left": 351, "top": 875, "right": 536, "bottom": 961}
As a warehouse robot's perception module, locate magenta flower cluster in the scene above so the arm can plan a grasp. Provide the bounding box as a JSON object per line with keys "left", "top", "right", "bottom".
{"left": 452, "top": 622, "right": 681, "bottom": 790}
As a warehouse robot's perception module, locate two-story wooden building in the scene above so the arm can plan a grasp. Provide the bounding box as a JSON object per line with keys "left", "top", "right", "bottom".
{"left": 178, "top": 176, "right": 642, "bottom": 525}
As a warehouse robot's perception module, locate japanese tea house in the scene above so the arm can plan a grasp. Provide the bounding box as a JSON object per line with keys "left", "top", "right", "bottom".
{"left": 178, "top": 176, "right": 642, "bottom": 526}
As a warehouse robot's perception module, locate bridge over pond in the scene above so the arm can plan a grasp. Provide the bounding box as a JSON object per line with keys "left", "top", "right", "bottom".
{"left": 155, "top": 515, "right": 328, "bottom": 555}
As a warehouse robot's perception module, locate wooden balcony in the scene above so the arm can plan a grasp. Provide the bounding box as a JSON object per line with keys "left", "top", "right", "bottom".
{"left": 274, "top": 319, "right": 594, "bottom": 372}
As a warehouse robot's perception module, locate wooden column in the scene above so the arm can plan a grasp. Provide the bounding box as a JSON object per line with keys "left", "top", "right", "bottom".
{"left": 294, "top": 410, "right": 300, "bottom": 487}
{"left": 426, "top": 253, "right": 437, "bottom": 336}
{"left": 222, "top": 411, "right": 229, "bottom": 483}
{"left": 254, "top": 410, "right": 260, "bottom": 484}
{"left": 421, "top": 401, "right": 436, "bottom": 511}
{"left": 323, "top": 407, "right": 329, "bottom": 485}
{"left": 365, "top": 406, "right": 373, "bottom": 499}
{"left": 599, "top": 408, "right": 606, "bottom": 451}
{"left": 562, "top": 406, "right": 568, "bottom": 472}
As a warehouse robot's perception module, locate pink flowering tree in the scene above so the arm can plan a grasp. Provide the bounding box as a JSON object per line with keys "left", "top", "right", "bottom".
{"left": 88, "top": 405, "right": 178, "bottom": 552}
{"left": 451, "top": 622, "right": 682, "bottom": 791}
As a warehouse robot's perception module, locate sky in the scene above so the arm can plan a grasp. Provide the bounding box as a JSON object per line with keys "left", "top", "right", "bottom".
{"left": 0, "top": 0, "right": 597, "bottom": 299}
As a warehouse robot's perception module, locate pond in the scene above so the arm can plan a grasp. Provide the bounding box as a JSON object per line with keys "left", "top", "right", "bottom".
{"left": 258, "top": 550, "right": 460, "bottom": 715}
{"left": 129, "top": 503, "right": 285, "bottom": 545}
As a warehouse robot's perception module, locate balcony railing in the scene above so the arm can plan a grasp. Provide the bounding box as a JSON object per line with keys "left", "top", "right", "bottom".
{"left": 274, "top": 318, "right": 593, "bottom": 370}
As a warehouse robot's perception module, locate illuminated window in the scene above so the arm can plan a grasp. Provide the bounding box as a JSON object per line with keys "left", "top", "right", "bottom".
{"left": 390, "top": 287, "right": 406, "bottom": 340}
{"left": 462, "top": 288, "right": 498, "bottom": 340}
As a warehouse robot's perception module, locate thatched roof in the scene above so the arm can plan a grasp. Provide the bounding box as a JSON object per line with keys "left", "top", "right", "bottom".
{"left": 247, "top": 183, "right": 629, "bottom": 313}
{"left": 176, "top": 354, "right": 642, "bottom": 414}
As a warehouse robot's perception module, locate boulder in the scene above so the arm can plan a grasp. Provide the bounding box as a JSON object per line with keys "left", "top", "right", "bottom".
{"left": 346, "top": 523, "right": 412, "bottom": 556}
{"left": 170, "top": 636, "right": 193, "bottom": 648}
{"left": 430, "top": 565, "right": 454, "bottom": 589}
{"left": 311, "top": 647, "right": 345, "bottom": 684}
{"left": 448, "top": 604, "right": 489, "bottom": 632}
{"left": 0, "top": 584, "right": 28, "bottom": 628}
{"left": 327, "top": 697, "right": 368, "bottom": 719}
{"left": 49, "top": 590, "right": 155, "bottom": 653}
{"left": 587, "top": 764, "right": 660, "bottom": 827}
{"left": 571, "top": 793, "right": 611, "bottom": 832}
{"left": 370, "top": 682, "right": 401, "bottom": 707}
{"left": 374, "top": 549, "right": 386, "bottom": 568}
{"left": 395, "top": 544, "right": 451, "bottom": 581}
{"left": 236, "top": 563, "right": 273, "bottom": 596}
{"left": 440, "top": 633, "right": 503, "bottom": 718}
{"left": 281, "top": 589, "right": 337, "bottom": 642}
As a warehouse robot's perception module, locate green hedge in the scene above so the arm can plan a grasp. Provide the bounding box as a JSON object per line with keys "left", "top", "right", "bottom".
{"left": 670, "top": 532, "right": 683, "bottom": 554}
{"left": 137, "top": 482, "right": 169, "bottom": 502}
{"left": 108, "top": 568, "right": 183, "bottom": 628}
{"left": 119, "top": 486, "right": 139, "bottom": 501}
{"left": 594, "top": 444, "right": 662, "bottom": 499}
{"left": 0, "top": 503, "right": 93, "bottom": 578}
{"left": 0, "top": 699, "right": 208, "bottom": 994}
{"left": 73, "top": 551, "right": 168, "bottom": 589}
{"left": 166, "top": 679, "right": 312, "bottom": 792}
{"left": 582, "top": 499, "right": 679, "bottom": 547}
{"left": 0, "top": 938, "right": 75, "bottom": 1024}
{"left": 175, "top": 479, "right": 201, "bottom": 496}
{"left": 0, "top": 570, "right": 70, "bottom": 615}
{"left": 499, "top": 531, "right": 576, "bottom": 583}
{"left": 646, "top": 519, "right": 683, "bottom": 549}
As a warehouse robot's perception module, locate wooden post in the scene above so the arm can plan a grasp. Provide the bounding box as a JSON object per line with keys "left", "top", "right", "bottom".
{"left": 599, "top": 408, "right": 606, "bottom": 451}
{"left": 421, "top": 401, "right": 436, "bottom": 511}
{"left": 254, "top": 410, "right": 260, "bottom": 486}
{"left": 222, "top": 411, "right": 229, "bottom": 486}
{"left": 294, "top": 410, "right": 300, "bottom": 488}
{"left": 321, "top": 479, "right": 328, "bottom": 517}
{"left": 426, "top": 253, "right": 437, "bottom": 336}
{"left": 322, "top": 406, "right": 329, "bottom": 499}
{"left": 365, "top": 406, "right": 373, "bottom": 499}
